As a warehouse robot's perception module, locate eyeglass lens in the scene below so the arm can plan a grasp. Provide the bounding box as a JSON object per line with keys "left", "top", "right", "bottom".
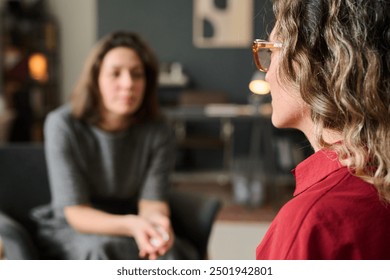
{"left": 257, "top": 49, "right": 271, "bottom": 71}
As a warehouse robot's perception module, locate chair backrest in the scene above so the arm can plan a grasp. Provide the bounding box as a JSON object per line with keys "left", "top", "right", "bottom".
{"left": 0, "top": 144, "right": 51, "bottom": 232}
{"left": 169, "top": 190, "right": 222, "bottom": 259}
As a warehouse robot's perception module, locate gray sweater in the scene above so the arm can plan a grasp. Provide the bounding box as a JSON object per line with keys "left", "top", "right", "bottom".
{"left": 44, "top": 105, "right": 175, "bottom": 217}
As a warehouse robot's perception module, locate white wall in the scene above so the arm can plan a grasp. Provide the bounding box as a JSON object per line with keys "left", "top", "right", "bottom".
{"left": 47, "top": 0, "right": 97, "bottom": 102}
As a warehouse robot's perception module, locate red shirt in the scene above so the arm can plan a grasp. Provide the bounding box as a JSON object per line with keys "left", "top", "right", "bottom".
{"left": 256, "top": 149, "right": 390, "bottom": 259}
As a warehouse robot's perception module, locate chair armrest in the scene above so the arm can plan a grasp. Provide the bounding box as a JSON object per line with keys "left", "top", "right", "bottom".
{"left": 0, "top": 211, "right": 39, "bottom": 259}
{"left": 169, "top": 189, "right": 222, "bottom": 258}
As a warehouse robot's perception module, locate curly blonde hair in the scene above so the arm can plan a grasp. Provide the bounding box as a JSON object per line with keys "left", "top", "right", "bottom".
{"left": 272, "top": 0, "right": 390, "bottom": 202}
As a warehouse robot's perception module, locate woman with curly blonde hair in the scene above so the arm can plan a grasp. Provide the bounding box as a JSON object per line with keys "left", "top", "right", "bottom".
{"left": 254, "top": 0, "right": 390, "bottom": 259}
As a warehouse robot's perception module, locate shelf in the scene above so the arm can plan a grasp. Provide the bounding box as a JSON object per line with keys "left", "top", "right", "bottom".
{"left": 0, "top": 0, "right": 59, "bottom": 142}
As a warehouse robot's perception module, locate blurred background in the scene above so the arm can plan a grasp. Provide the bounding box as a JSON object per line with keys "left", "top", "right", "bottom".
{"left": 0, "top": 0, "right": 312, "bottom": 259}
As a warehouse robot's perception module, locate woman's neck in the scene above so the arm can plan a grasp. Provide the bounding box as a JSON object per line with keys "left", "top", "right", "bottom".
{"left": 99, "top": 113, "right": 132, "bottom": 132}
{"left": 298, "top": 118, "right": 342, "bottom": 152}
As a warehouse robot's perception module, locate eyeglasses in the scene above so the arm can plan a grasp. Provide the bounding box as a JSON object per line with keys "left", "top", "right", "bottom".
{"left": 252, "top": 39, "right": 282, "bottom": 72}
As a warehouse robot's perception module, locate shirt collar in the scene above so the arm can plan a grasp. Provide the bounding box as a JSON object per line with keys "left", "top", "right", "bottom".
{"left": 292, "top": 149, "right": 343, "bottom": 196}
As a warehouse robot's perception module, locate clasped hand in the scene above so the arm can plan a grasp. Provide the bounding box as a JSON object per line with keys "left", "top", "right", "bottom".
{"left": 130, "top": 214, "right": 174, "bottom": 260}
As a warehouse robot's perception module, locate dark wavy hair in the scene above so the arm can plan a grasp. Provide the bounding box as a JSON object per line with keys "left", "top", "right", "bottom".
{"left": 272, "top": 0, "right": 390, "bottom": 201}
{"left": 70, "top": 31, "right": 160, "bottom": 124}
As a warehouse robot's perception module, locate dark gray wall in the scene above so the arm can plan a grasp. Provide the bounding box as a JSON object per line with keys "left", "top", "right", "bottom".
{"left": 97, "top": 0, "right": 273, "bottom": 104}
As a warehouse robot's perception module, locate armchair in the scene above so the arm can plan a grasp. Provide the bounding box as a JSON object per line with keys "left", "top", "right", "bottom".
{"left": 0, "top": 144, "right": 222, "bottom": 259}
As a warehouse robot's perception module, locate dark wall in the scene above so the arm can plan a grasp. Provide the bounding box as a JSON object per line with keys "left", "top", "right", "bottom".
{"left": 97, "top": 0, "right": 274, "bottom": 104}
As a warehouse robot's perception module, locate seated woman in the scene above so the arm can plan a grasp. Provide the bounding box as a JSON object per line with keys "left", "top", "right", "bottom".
{"left": 32, "top": 31, "right": 195, "bottom": 260}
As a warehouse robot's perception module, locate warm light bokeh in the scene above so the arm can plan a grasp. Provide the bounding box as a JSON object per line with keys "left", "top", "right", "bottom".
{"left": 28, "top": 53, "right": 48, "bottom": 82}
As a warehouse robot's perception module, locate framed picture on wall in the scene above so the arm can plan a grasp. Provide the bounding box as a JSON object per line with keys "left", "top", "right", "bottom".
{"left": 193, "top": 0, "right": 253, "bottom": 48}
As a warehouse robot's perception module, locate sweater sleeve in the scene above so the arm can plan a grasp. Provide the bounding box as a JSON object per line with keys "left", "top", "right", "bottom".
{"left": 139, "top": 122, "right": 176, "bottom": 202}
{"left": 44, "top": 109, "right": 90, "bottom": 213}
